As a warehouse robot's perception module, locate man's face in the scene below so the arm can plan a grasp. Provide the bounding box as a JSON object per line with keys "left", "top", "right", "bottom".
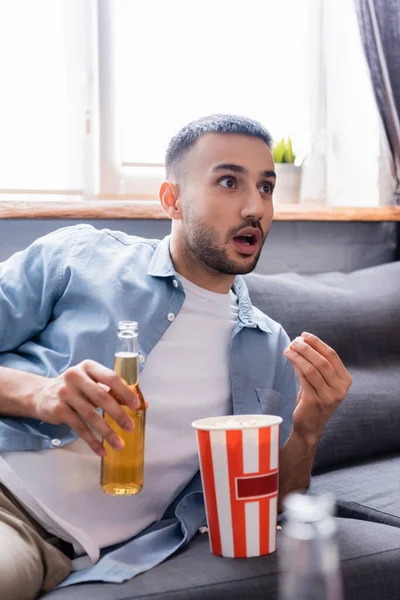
{"left": 178, "top": 133, "right": 275, "bottom": 275}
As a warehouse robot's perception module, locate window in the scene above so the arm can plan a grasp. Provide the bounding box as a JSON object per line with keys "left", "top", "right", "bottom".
{"left": 0, "top": 0, "right": 86, "bottom": 199}
{"left": 102, "top": 0, "right": 312, "bottom": 198}
{"left": 0, "top": 0, "right": 383, "bottom": 206}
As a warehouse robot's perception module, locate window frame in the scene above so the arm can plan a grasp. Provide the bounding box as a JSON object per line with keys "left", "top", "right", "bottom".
{"left": 0, "top": 0, "right": 385, "bottom": 207}
{"left": 94, "top": 0, "right": 328, "bottom": 201}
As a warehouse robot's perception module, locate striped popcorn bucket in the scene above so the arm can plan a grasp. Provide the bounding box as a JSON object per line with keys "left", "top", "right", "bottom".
{"left": 192, "top": 414, "right": 282, "bottom": 558}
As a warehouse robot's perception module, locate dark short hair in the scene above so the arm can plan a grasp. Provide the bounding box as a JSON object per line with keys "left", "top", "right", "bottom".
{"left": 165, "top": 114, "right": 273, "bottom": 179}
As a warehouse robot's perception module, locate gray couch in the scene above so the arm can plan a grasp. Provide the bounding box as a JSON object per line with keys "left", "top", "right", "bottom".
{"left": 43, "top": 258, "right": 400, "bottom": 600}
{"left": 1, "top": 217, "right": 398, "bottom": 599}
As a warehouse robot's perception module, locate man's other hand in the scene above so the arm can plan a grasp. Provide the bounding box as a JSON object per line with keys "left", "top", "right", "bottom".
{"left": 283, "top": 332, "right": 352, "bottom": 444}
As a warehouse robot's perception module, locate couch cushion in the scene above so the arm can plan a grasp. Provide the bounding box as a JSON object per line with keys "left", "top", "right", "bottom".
{"left": 245, "top": 262, "right": 400, "bottom": 470}
{"left": 311, "top": 453, "right": 400, "bottom": 529}
{"left": 312, "top": 365, "right": 400, "bottom": 472}
{"left": 245, "top": 261, "right": 400, "bottom": 366}
{"left": 44, "top": 517, "right": 400, "bottom": 600}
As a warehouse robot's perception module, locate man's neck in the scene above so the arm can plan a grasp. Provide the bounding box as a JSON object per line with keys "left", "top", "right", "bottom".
{"left": 169, "top": 240, "right": 235, "bottom": 295}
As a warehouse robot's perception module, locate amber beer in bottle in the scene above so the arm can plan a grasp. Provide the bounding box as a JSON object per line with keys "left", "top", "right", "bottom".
{"left": 100, "top": 321, "right": 146, "bottom": 495}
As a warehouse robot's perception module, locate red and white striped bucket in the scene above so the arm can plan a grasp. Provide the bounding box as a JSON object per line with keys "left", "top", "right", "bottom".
{"left": 192, "top": 414, "right": 282, "bottom": 558}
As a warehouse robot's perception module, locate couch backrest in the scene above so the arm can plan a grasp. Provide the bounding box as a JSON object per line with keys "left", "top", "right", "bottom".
{"left": 0, "top": 219, "right": 398, "bottom": 274}
{"left": 245, "top": 261, "right": 400, "bottom": 472}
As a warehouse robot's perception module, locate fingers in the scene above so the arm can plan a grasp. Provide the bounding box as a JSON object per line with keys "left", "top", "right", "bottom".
{"left": 57, "top": 380, "right": 129, "bottom": 451}
{"left": 37, "top": 360, "right": 145, "bottom": 457}
{"left": 283, "top": 334, "right": 352, "bottom": 441}
{"left": 284, "top": 347, "right": 332, "bottom": 397}
{"left": 59, "top": 360, "right": 142, "bottom": 455}
{"left": 300, "top": 332, "right": 352, "bottom": 386}
{"left": 292, "top": 364, "right": 315, "bottom": 396}
{"left": 82, "top": 360, "right": 140, "bottom": 410}
{"left": 284, "top": 334, "right": 352, "bottom": 402}
{"left": 67, "top": 392, "right": 128, "bottom": 452}
{"left": 285, "top": 338, "right": 339, "bottom": 389}
{"left": 67, "top": 372, "right": 135, "bottom": 432}
{"left": 55, "top": 403, "right": 107, "bottom": 457}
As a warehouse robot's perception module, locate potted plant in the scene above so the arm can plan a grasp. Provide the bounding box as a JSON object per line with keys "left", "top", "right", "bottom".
{"left": 273, "top": 137, "right": 302, "bottom": 204}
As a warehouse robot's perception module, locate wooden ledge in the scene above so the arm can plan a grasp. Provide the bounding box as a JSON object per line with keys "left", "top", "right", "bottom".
{"left": 0, "top": 201, "right": 166, "bottom": 219}
{"left": 0, "top": 201, "right": 399, "bottom": 221}
{"left": 273, "top": 204, "right": 400, "bottom": 221}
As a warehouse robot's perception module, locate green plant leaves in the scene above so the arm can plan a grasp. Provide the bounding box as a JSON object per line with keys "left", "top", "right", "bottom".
{"left": 273, "top": 136, "right": 296, "bottom": 164}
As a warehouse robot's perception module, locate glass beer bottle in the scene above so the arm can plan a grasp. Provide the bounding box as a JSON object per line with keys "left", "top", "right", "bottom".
{"left": 279, "top": 493, "right": 343, "bottom": 600}
{"left": 100, "top": 321, "right": 147, "bottom": 495}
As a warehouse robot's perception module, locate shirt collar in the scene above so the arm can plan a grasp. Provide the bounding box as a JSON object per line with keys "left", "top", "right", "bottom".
{"left": 233, "top": 276, "right": 273, "bottom": 334}
{"left": 147, "top": 235, "right": 176, "bottom": 278}
{"left": 148, "top": 235, "right": 272, "bottom": 334}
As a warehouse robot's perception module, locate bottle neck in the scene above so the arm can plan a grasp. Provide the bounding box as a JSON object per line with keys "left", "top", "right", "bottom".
{"left": 116, "top": 320, "right": 138, "bottom": 356}
{"left": 115, "top": 333, "right": 138, "bottom": 356}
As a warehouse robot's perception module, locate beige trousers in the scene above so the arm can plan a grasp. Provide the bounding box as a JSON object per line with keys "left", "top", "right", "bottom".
{"left": 0, "top": 483, "right": 72, "bottom": 600}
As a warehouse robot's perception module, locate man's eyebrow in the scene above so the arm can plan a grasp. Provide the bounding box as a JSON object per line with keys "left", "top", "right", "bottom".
{"left": 212, "top": 163, "right": 276, "bottom": 178}
{"left": 212, "top": 163, "right": 247, "bottom": 173}
{"left": 261, "top": 169, "right": 276, "bottom": 179}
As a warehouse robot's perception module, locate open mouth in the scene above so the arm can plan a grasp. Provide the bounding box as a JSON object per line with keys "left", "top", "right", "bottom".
{"left": 232, "top": 228, "right": 262, "bottom": 255}
{"left": 234, "top": 234, "right": 257, "bottom": 246}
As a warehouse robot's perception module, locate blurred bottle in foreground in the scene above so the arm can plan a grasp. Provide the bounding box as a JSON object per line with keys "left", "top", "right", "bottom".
{"left": 100, "top": 321, "right": 147, "bottom": 495}
{"left": 279, "top": 493, "right": 343, "bottom": 600}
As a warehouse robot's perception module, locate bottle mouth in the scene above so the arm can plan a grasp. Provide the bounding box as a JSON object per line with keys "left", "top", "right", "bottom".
{"left": 283, "top": 493, "right": 335, "bottom": 523}
{"left": 118, "top": 321, "right": 138, "bottom": 332}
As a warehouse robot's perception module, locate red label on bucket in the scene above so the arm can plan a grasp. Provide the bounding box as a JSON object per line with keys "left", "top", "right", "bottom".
{"left": 236, "top": 471, "right": 279, "bottom": 500}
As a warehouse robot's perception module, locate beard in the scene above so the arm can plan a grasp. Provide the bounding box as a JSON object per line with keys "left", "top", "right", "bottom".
{"left": 182, "top": 210, "right": 266, "bottom": 275}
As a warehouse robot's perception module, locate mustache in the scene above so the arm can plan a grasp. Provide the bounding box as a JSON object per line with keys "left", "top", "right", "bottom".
{"left": 227, "top": 219, "right": 264, "bottom": 239}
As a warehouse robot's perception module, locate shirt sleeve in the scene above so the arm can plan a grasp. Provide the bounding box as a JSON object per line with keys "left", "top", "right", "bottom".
{"left": 0, "top": 226, "right": 79, "bottom": 353}
{"left": 274, "top": 327, "right": 298, "bottom": 447}
{"left": 275, "top": 327, "right": 313, "bottom": 501}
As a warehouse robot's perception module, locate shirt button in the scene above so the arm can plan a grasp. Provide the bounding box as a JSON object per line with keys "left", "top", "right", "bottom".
{"left": 172, "top": 279, "right": 178, "bottom": 288}
{"left": 51, "top": 438, "right": 61, "bottom": 447}
{"left": 138, "top": 354, "right": 146, "bottom": 365}
{"left": 167, "top": 312, "right": 175, "bottom": 322}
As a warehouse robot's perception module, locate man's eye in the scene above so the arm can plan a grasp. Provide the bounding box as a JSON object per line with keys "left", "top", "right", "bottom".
{"left": 218, "top": 176, "right": 237, "bottom": 189}
{"left": 259, "top": 181, "right": 274, "bottom": 194}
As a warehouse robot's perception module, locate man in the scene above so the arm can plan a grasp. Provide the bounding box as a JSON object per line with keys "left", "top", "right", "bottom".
{"left": 0, "top": 114, "right": 352, "bottom": 599}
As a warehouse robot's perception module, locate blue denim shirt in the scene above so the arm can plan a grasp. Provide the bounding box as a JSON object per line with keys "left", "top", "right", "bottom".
{"left": 0, "top": 225, "right": 296, "bottom": 586}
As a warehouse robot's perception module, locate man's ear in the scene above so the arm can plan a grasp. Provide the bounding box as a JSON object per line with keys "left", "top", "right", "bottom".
{"left": 159, "top": 181, "right": 183, "bottom": 220}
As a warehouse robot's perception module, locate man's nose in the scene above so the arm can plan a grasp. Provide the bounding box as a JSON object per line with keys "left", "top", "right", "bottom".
{"left": 240, "top": 188, "right": 264, "bottom": 222}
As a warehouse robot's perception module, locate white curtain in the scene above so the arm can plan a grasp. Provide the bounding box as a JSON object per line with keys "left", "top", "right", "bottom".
{"left": 300, "top": 0, "right": 382, "bottom": 207}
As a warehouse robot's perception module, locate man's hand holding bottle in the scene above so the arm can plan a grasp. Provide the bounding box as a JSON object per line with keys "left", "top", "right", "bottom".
{"left": 33, "top": 359, "right": 140, "bottom": 456}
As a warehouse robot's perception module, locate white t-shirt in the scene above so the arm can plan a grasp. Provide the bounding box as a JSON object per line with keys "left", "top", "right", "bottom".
{"left": 0, "top": 275, "right": 238, "bottom": 568}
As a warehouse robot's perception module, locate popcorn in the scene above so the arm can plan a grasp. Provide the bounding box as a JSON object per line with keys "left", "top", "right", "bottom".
{"left": 212, "top": 417, "right": 270, "bottom": 429}
{"left": 192, "top": 414, "right": 283, "bottom": 432}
